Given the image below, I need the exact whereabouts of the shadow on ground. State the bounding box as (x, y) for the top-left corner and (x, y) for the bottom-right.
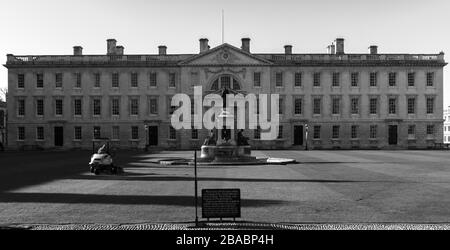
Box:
(0, 192), (288, 207)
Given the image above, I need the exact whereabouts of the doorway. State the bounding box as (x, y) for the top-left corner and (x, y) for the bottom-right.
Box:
(148, 126), (158, 146)
(294, 125), (304, 145)
(54, 126), (64, 147)
(388, 125), (398, 145)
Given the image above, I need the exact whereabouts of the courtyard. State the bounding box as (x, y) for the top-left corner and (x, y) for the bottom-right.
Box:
(0, 149), (449, 226)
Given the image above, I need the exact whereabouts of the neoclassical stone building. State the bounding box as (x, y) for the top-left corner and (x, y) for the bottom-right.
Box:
(4, 38), (447, 150)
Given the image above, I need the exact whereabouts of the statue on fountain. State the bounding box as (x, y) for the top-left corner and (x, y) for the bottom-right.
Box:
(203, 130), (216, 146)
(237, 129), (249, 146)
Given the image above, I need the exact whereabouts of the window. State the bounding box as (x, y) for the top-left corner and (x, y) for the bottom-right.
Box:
(388, 98), (397, 114)
(93, 126), (101, 139)
(427, 125), (435, 135)
(36, 99), (44, 116)
(275, 72), (283, 87)
(350, 97), (359, 114)
(75, 73), (81, 88)
(426, 97), (434, 114)
(36, 126), (44, 140)
(313, 72), (321, 87)
(278, 125), (283, 139)
(369, 125), (377, 139)
(332, 97), (340, 115)
(112, 126), (120, 140)
(426, 72), (434, 87)
(94, 73), (101, 88)
(169, 126), (176, 139)
(111, 98), (120, 116)
(191, 72), (199, 86)
(332, 125), (340, 139)
(278, 98), (284, 115)
(55, 99), (63, 115)
(18, 99), (25, 116)
(149, 98), (158, 115)
(332, 72), (340, 87)
(55, 73), (63, 88)
(294, 73), (302, 87)
(351, 72), (359, 87)
(254, 126), (261, 139)
(369, 98), (378, 114)
(169, 73), (176, 87)
(93, 99), (101, 116)
(130, 98), (139, 115)
(131, 73), (138, 88)
(112, 73), (119, 88)
(18, 74), (25, 88)
(351, 125), (358, 139)
(149, 73), (157, 87)
(313, 125), (321, 139)
(408, 72), (415, 87)
(74, 126), (82, 140)
(294, 98), (302, 115)
(17, 126), (25, 141)
(313, 98), (321, 115)
(408, 125), (415, 137)
(388, 72), (396, 87)
(370, 72), (377, 87)
(254, 72), (261, 87)
(191, 129), (198, 139)
(36, 73), (43, 88)
(233, 78), (241, 90)
(131, 126), (139, 140)
(74, 99), (82, 116)
(407, 98), (416, 114)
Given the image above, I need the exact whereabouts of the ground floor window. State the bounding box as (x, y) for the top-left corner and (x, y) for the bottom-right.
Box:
(93, 126), (101, 139)
(408, 125), (416, 138)
(351, 125), (358, 139)
(427, 125), (435, 136)
(74, 126), (82, 140)
(36, 126), (44, 140)
(313, 125), (321, 139)
(277, 125), (283, 139)
(369, 125), (377, 139)
(169, 126), (176, 140)
(112, 126), (120, 140)
(332, 125), (340, 139)
(131, 126), (139, 140)
(17, 126), (25, 141)
(191, 129), (198, 139)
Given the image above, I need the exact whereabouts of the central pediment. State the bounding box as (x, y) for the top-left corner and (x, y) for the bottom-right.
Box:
(179, 43), (272, 66)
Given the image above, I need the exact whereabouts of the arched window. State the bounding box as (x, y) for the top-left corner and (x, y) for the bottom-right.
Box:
(210, 75), (241, 91)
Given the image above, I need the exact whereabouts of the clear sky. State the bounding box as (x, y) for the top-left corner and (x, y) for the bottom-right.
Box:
(1, 0), (449, 107)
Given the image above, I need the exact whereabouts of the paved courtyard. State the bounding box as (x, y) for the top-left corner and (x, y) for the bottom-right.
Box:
(0, 150), (449, 226)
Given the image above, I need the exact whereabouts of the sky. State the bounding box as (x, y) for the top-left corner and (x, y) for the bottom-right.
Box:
(0, 0), (449, 107)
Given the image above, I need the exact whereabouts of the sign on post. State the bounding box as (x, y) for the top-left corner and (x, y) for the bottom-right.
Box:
(202, 189), (241, 219)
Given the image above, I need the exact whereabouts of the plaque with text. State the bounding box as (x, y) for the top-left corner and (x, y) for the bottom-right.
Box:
(202, 189), (241, 219)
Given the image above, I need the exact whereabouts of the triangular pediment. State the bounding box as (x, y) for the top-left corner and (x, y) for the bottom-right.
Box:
(179, 43), (272, 66)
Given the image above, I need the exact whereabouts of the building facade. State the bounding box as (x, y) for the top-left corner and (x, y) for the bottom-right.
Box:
(4, 38), (447, 150)
(444, 106), (450, 145)
(0, 101), (6, 147)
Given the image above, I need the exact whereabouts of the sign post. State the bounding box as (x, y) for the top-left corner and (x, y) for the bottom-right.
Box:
(194, 150), (199, 227)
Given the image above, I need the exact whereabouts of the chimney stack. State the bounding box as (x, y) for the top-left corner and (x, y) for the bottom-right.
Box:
(73, 46), (83, 56)
(107, 39), (117, 55)
(158, 45), (167, 55)
(241, 38), (251, 53)
(115, 45), (124, 55)
(199, 38), (209, 53)
(369, 45), (378, 55)
(327, 43), (336, 54)
(284, 45), (292, 55)
(335, 38), (345, 55)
